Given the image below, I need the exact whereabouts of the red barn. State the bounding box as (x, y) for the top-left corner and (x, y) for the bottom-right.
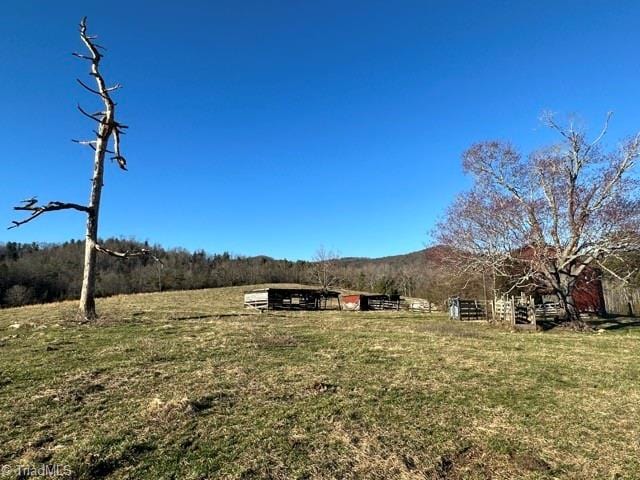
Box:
(513, 246), (606, 314)
(570, 268), (606, 314)
(534, 268), (605, 314)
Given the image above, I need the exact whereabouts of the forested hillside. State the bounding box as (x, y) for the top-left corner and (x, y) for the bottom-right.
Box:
(0, 239), (304, 307)
(0, 239), (471, 308)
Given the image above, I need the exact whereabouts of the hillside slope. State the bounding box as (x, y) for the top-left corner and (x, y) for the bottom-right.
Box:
(0, 286), (639, 479)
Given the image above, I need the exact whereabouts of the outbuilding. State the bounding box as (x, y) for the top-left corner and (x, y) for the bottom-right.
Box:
(244, 287), (341, 311)
(341, 294), (401, 311)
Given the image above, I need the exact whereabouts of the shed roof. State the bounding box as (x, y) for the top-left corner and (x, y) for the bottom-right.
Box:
(244, 287), (340, 297)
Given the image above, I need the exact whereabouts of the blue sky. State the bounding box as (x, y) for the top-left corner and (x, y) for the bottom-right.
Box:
(1, 1), (639, 259)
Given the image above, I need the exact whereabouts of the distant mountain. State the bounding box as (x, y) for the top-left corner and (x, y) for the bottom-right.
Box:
(338, 245), (451, 269)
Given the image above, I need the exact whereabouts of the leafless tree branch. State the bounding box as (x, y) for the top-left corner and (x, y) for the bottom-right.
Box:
(310, 246), (340, 291)
(9, 200), (91, 229)
(95, 244), (163, 266)
(77, 104), (106, 123)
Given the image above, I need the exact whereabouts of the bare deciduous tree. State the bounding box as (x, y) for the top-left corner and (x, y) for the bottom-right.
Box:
(310, 246), (340, 292)
(9, 18), (157, 321)
(436, 113), (640, 324)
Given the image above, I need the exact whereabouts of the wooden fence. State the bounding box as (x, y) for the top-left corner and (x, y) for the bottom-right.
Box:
(448, 298), (487, 320)
(493, 293), (561, 328)
(494, 295), (534, 327)
(405, 298), (440, 312)
(366, 297), (401, 311)
(533, 302), (559, 320)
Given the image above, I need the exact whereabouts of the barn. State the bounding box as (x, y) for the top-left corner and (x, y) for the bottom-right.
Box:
(341, 294), (402, 311)
(506, 246), (607, 315)
(243, 287), (341, 311)
(534, 268), (605, 314)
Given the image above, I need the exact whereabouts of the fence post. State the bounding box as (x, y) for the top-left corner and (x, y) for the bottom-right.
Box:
(492, 293), (496, 321)
(527, 296), (536, 327)
(510, 296), (516, 326)
(531, 305), (537, 328)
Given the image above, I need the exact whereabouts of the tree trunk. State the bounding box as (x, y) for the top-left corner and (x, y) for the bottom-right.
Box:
(78, 124), (108, 321)
(78, 214), (99, 321)
(557, 291), (581, 322)
(554, 273), (584, 327)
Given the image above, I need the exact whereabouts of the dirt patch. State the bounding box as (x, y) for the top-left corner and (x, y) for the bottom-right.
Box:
(311, 381), (339, 394)
(510, 451), (552, 473)
(188, 392), (235, 413)
(30, 433), (55, 449)
(170, 314), (215, 321)
(0, 375), (12, 388)
(429, 445), (483, 480)
(53, 372), (106, 404)
(82, 443), (155, 478)
(402, 453), (417, 471)
(147, 391), (235, 418)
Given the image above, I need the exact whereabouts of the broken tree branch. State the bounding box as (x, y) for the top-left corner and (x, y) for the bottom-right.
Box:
(9, 200), (91, 229)
(111, 127), (127, 170)
(77, 104), (106, 123)
(95, 244), (163, 266)
(72, 52), (93, 61)
(71, 139), (115, 154)
(76, 78), (104, 96)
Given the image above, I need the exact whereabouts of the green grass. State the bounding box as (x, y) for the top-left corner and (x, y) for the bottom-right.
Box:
(1, 286), (639, 479)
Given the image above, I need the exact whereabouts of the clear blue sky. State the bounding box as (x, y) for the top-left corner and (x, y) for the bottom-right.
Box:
(1, 1), (639, 260)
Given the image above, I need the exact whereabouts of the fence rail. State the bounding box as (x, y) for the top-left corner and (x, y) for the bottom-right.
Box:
(493, 293), (562, 327)
(448, 298), (487, 320)
(406, 299), (439, 312)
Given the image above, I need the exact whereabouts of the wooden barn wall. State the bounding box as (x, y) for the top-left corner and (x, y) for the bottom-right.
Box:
(268, 291), (320, 310)
(572, 271), (605, 313)
(244, 291), (269, 310)
(603, 280), (640, 316)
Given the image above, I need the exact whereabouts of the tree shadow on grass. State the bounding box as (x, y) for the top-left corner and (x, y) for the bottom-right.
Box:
(585, 316), (640, 331)
(537, 316), (640, 332)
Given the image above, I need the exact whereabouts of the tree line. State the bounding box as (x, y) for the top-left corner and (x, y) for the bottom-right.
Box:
(0, 239), (465, 308)
(3, 237), (635, 311)
(0, 239), (301, 307)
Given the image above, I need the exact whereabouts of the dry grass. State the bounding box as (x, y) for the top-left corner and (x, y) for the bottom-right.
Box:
(0, 285), (639, 479)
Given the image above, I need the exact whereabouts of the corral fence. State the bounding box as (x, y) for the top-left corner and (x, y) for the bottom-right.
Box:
(449, 293), (561, 328)
(368, 295), (401, 310)
(494, 294), (534, 327)
(448, 297), (488, 321)
(493, 293), (560, 328)
(405, 298), (440, 313)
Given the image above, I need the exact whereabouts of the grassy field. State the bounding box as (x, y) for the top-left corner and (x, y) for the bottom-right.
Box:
(0, 286), (639, 479)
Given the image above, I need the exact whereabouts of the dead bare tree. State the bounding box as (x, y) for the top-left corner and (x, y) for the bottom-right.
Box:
(9, 18), (157, 321)
(435, 113), (640, 325)
(310, 246), (341, 292)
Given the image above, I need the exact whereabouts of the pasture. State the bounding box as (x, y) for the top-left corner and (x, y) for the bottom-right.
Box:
(0, 286), (638, 479)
